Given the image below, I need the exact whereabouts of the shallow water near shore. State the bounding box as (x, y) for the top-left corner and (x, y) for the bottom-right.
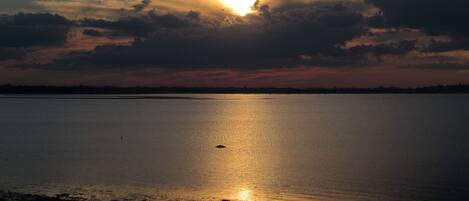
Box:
(1, 94), (469, 200)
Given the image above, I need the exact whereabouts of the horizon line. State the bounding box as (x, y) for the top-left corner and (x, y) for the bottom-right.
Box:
(1, 84), (469, 94)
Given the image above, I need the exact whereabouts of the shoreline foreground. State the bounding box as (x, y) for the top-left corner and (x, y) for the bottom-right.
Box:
(0, 190), (83, 201)
(0, 184), (243, 201)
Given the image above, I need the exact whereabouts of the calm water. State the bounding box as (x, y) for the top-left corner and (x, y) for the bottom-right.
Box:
(0, 94), (469, 200)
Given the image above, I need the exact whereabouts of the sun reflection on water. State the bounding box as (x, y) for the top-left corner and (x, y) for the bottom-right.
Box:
(199, 94), (279, 201)
(237, 187), (252, 201)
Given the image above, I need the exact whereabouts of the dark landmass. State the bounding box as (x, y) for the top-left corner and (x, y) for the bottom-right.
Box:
(0, 95), (214, 100)
(1, 85), (469, 94)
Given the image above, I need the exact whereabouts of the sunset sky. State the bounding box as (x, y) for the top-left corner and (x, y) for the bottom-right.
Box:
(1, 0), (468, 87)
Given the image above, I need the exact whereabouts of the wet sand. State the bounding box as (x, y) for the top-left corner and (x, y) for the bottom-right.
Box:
(0, 184), (248, 201)
(0, 190), (84, 201)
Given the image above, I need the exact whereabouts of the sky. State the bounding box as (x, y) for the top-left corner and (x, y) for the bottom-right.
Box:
(0, 0), (468, 87)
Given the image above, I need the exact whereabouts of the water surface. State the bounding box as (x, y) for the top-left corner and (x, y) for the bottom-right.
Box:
(1, 94), (468, 200)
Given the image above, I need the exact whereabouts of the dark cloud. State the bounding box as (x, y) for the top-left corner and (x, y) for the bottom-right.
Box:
(330, 4), (348, 12)
(185, 11), (200, 21)
(0, 0), (44, 13)
(365, 0), (469, 37)
(0, 13), (72, 47)
(82, 29), (103, 37)
(365, 0), (469, 53)
(133, 0), (152, 12)
(350, 40), (416, 55)
(79, 11), (195, 37)
(44, 3), (365, 70)
(0, 48), (26, 61)
(253, 1), (273, 24)
(401, 63), (469, 70)
(423, 38), (469, 52)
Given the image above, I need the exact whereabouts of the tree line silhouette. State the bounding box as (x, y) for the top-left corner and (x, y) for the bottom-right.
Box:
(1, 85), (469, 94)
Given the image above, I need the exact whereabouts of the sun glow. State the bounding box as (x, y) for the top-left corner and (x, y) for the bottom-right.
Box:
(221, 0), (257, 16)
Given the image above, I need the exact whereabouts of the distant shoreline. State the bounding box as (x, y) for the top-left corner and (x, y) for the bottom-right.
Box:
(1, 85), (469, 94)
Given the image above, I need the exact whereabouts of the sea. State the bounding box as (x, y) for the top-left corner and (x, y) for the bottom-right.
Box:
(0, 94), (468, 200)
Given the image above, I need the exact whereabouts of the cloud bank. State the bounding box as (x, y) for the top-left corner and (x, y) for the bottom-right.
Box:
(1, 0), (469, 87)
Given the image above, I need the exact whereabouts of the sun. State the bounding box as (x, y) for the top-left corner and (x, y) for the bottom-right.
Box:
(221, 0), (257, 16)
